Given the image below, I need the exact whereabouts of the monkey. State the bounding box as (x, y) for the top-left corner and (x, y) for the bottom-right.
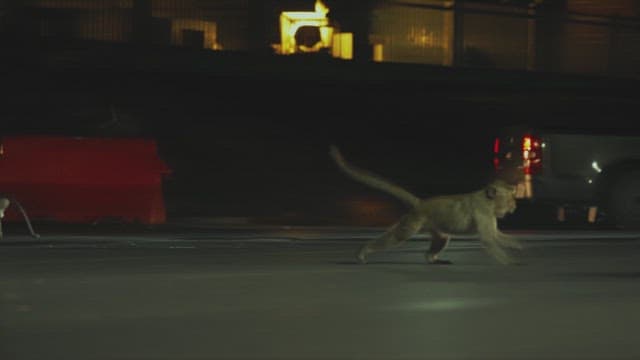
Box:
(0, 195), (40, 240)
(329, 145), (523, 265)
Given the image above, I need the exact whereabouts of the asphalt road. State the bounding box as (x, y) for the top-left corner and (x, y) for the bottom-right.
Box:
(2, 227), (640, 360)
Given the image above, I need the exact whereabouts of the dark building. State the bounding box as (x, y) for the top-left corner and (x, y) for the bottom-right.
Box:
(2, 0), (640, 77)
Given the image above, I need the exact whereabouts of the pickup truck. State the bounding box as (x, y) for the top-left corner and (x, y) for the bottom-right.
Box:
(493, 125), (640, 229)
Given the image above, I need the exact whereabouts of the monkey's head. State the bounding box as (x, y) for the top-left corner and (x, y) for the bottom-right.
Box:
(485, 181), (517, 218)
(0, 198), (9, 219)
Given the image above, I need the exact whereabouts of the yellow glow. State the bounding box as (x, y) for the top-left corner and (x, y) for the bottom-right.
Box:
(319, 26), (334, 46)
(315, 0), (329, 14)
(408, 26), (439, 48)
(283, 12), (327, 21)
(276, 0), (354, 59)
(524, 173), (533, 198)
(557, 206), (566, 222)
(373, 44), (384, 62)
(339, 33), (353, 59)
(515, 174), (533, 199)
(588, 206), (598, 223)
(331, 33), (353, 60)
(279, 0), (332, 55)
(523, 136), (532, 152)
(332, 32), (353, 60)
(344, 198), (397, 226)
(331, 33), (340, 58)
(171, 18), (220, 50)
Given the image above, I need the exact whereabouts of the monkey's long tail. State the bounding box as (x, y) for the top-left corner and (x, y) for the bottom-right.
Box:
(329, 145), (421, 208)
(11, 198), (40, 239)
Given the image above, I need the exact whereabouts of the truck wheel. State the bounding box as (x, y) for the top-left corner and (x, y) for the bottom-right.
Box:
(608, 171), (640, 229)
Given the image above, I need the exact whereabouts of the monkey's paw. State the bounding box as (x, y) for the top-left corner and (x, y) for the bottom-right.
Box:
(429, 259), (453, 265)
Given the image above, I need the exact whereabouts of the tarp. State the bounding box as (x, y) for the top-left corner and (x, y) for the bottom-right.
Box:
(0, 135), (172, 224)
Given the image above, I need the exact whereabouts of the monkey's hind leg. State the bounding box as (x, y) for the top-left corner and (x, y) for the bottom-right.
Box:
(425, 231), (453, 265)
(356, 213), (424, 264)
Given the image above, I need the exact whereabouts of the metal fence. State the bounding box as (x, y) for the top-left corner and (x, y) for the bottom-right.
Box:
(1, 0), (248, 50)
(370, 0), (640, 78)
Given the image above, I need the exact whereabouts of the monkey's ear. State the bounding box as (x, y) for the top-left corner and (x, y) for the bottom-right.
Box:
(485, 186), (497, 199)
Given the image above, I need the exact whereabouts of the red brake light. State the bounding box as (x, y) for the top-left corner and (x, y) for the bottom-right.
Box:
(493, 138), (500, 169)
(523, 135), (542, 175)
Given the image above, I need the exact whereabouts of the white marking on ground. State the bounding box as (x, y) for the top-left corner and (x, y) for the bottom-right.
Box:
(387, 298), (505, 312)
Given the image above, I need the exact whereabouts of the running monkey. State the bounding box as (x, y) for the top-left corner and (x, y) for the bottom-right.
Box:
(330, 145), (523, 265)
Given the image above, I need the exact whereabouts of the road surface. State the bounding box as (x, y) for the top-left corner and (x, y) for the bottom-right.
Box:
(1, 227), (640, 360)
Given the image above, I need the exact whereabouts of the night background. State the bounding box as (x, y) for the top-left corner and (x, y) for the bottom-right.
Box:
(3, 2), (640, 359)
(2, 0), (639, 227)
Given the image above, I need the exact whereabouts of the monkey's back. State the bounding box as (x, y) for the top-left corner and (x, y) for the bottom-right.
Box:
(418, 194), (476, 234)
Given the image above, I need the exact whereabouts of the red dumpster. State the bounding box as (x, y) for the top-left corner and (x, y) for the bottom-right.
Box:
(0, 135), (172, 224)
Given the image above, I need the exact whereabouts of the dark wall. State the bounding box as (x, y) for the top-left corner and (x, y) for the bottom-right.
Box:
(2, 44), (639, 224)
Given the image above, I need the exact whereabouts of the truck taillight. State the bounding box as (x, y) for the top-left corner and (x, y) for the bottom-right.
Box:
(493, 138), (500, 169)
(523, 135), (542, 175)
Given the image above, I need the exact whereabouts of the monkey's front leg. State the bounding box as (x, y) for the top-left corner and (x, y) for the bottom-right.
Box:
(496, 231), (525, 250)
(476, 216), (517, 265)
(483, 240), (516, 265)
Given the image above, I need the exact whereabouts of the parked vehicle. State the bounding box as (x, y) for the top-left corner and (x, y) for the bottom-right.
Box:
(493, 125), (640, 229)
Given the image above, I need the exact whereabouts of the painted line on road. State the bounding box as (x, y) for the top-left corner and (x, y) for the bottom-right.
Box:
(385, 297), (507, 312)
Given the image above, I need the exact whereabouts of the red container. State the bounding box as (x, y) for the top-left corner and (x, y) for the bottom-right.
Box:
(0, 135), (172, 224)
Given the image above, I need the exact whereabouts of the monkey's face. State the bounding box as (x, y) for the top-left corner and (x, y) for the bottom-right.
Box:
(490, 185), (517, 219)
